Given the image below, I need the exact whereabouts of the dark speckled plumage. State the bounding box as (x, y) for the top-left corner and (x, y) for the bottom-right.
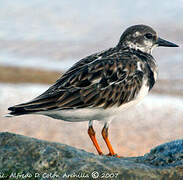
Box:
(7, 25), (178, 117)
(8, 48), (153, 113)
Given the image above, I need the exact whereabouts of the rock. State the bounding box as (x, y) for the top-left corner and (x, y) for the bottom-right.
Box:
(0, 132), (183, 180)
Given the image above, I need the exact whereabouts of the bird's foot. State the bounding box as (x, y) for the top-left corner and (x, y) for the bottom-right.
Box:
(106, 153), (121, 158)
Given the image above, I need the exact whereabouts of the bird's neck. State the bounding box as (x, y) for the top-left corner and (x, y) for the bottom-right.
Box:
(117, 42), (152, 55)
(117, 46), (152, 58)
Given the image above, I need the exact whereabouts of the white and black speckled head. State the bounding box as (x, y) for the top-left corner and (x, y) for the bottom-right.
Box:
(118, 24), (178, 54)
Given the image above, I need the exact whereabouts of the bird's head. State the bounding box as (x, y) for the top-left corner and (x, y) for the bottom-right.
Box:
(117, 24), (178, 54)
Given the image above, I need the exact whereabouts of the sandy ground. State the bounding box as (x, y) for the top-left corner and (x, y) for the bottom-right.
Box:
(0, 83), (183, 157)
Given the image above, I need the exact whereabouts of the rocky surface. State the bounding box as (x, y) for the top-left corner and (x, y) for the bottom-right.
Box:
(0, 132), (183, 180)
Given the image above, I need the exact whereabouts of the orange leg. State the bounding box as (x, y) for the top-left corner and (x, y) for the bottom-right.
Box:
(88, 124), (103, 155)
(102, 123), (120, 157)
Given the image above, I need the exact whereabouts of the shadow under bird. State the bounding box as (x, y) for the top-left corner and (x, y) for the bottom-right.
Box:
(6, 24), (179, 157)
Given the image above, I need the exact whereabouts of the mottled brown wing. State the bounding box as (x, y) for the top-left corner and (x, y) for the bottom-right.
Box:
(8, 57), (144, 114)
(71, 57), (144, 109)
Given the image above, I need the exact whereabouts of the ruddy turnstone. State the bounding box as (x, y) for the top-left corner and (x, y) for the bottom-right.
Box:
(7, 25), (178, 157)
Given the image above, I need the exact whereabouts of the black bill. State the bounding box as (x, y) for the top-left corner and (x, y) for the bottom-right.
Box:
(157, 37), (179, 47)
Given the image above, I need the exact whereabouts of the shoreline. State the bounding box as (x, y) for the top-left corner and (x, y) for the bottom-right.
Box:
(0, 66), (61, 84)
(0, 65), (183, 97)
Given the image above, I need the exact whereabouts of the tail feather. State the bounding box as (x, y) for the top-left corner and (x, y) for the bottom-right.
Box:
(6, 91), (64, 117)
(7, 105), (37, 116)
(3, 114), (15, 118)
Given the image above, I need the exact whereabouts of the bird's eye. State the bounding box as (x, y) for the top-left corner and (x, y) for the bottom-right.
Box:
(145, 33), (153, 39)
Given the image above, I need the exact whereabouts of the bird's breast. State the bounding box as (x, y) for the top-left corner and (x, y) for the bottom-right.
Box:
(113, 78), (149, 112)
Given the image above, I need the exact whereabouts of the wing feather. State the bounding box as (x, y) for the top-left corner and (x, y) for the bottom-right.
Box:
(8, 53), (145, 115)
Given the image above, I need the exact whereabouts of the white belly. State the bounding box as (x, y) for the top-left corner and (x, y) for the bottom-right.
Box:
(39, 80), (149, 122)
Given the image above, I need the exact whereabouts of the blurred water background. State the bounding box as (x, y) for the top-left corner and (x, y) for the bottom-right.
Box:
(0, 0), (183, 156)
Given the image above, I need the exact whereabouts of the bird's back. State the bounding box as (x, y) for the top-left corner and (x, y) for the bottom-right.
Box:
(7, 47), (157, 120)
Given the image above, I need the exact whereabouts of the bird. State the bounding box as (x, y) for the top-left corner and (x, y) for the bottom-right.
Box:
(6, 24), (178, 157)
